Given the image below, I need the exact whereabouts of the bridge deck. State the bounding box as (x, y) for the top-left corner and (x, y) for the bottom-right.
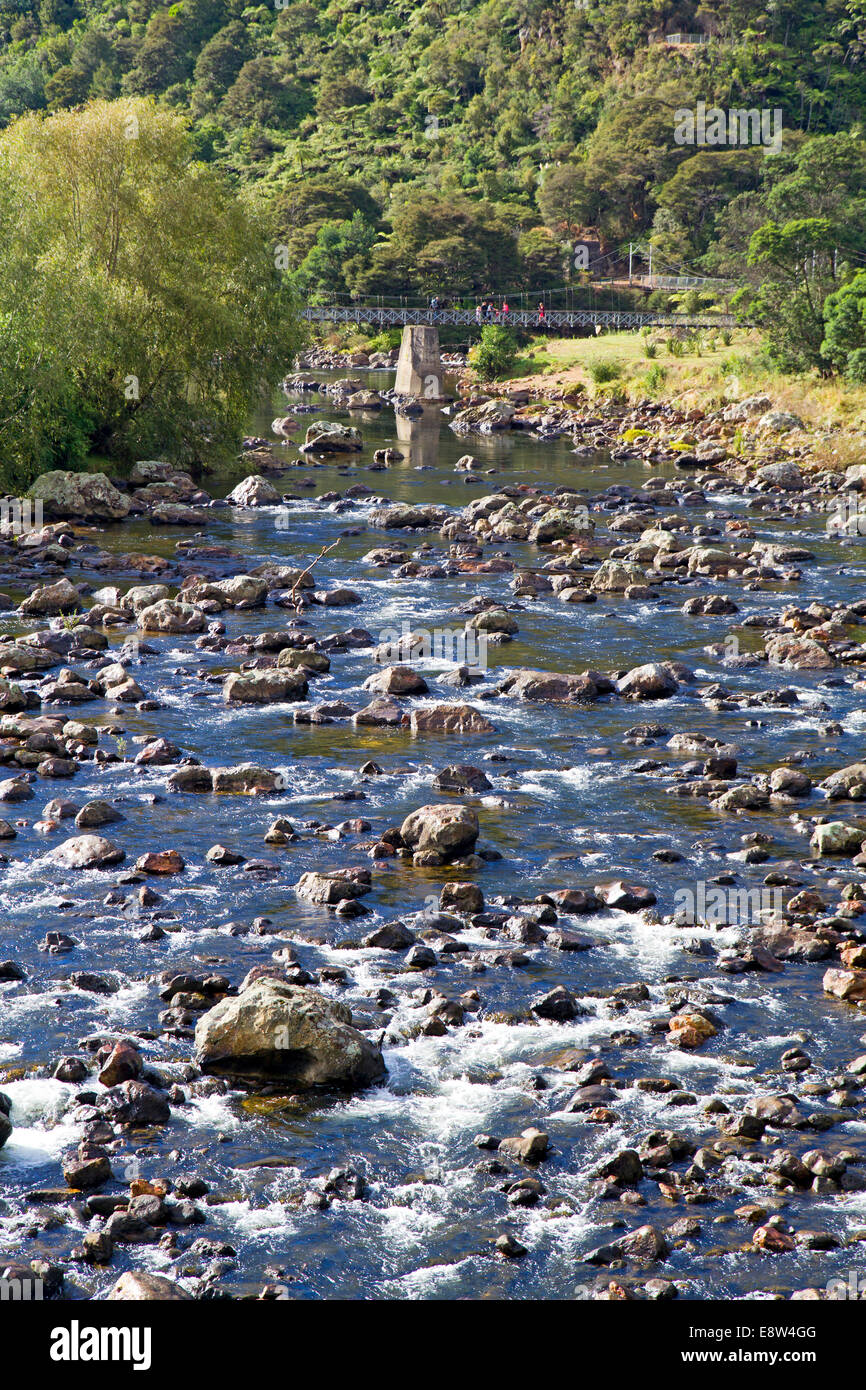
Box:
(302, 304), (735, 330)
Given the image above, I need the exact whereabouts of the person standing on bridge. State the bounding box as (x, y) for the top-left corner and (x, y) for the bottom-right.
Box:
(502, 299), (509, 317)
(430, 295), (439, 310)
(537, 301), (546, 327)
(475, 303), (483, 325)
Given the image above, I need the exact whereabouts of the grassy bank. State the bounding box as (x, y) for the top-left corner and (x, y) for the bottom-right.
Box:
(492, 330), (866, 473)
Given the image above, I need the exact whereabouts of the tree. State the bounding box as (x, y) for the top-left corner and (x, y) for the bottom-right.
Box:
(742, 217), (839, 370)
(470, 324), (518, 378)
(822, 270), (866, 381)
(221, 56), (309, 128)
(124, 10), (192, 94)
(0, 98), (303, 475)
(273, 174), (381, 263)
(386, 193), (520, 294)
(518, 226), (564, 289)
(299, 212), (377, 295)
(192, 21), (250, 112)
(537, 164), (589, 239)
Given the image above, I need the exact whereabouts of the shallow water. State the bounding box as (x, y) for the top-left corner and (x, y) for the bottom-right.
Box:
(1, 378), (865, 1300)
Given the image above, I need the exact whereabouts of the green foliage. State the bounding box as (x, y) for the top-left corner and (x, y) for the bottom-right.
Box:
(0, 98), (302, 479)
(470, 324), (518, 378)
(586, 357), (623, 383)
(822, 270), (866, 382)
(643, 363), (667, 393)
(0, 0), (865, 376)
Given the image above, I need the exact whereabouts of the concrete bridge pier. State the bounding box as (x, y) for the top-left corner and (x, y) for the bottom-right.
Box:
(394, 325), (442, 398)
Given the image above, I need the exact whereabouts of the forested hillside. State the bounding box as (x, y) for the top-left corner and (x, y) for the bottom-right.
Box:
(2, 0), (866, 488)
(1, 0), (865, 300)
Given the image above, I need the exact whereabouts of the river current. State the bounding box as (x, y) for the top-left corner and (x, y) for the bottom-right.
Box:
(1, 374), (865, 1300)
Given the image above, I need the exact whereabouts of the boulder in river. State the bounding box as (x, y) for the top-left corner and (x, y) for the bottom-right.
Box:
(301, 422), (363, 454)
(823, 968), (866, 1002)
(0, 1092), (11, 1150)
(810, 822), (865, 856)
(590, 560), (646, 593)
(433, 763), (492, 793)
(46, 834), (125, 870)
(30, 470), (130, 521)
(368, 503), (450, 530)
(364, 665), (429, 695)
(409, 704), (495, 735)
(137, 600), (206, 634)
(352, 696), (404, 726)
(212, 764), (285, 794)
(499, 669), (604, 703)
(295, 869), (372, 905)
(820, 763), (866, 800)
(765, 635), (834, 670)
(106, 1271), (193, 1301)
(227, 475), (281, 506)
(618, 663), (679, 700)
(194, 977), (386, 1090)
(20, 579), (81, 616)
(223, 670), (308, 703)
(400, 804), (479, 858)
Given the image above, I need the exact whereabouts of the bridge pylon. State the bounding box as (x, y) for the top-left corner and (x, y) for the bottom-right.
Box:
(394, 325), (442, 398)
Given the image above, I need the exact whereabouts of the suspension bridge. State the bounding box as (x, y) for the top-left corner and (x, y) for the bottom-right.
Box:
(301, 303), (736, 331)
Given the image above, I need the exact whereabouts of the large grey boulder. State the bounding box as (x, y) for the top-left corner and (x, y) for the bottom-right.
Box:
(30, 471), (129, 521)
(819, 763), (866, 800)
(590, 559), (646, 593)
(124, 584), (170, 613)
(300, 422), (363, 454)
(757, 411), (804, 434)
(222, 670), (308, 703)
(106, 1271), (193, 1301)
(757, 460), (804, 489)
(227, 475), (281, 507)
(212, 764), (285, 794)
(400, 804), (479, 857)
(499, 669), (602, 703)
(46, 835), (125, 869)
(368, 503), (450, 530)
(194, 978), (386, 1090)
(618, 663), (679, 700)
(20, 579), (81, 616)
(137, 600), (205, 634)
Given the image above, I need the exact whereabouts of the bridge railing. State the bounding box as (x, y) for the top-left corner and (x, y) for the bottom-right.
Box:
(301, 304), (737, 330)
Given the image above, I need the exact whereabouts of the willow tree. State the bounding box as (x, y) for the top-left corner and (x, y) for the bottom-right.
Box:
(0, 97), (303, 476)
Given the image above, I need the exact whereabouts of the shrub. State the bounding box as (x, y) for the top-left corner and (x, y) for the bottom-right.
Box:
(586, 357), (623, 384)
(643, 363), (668, 393)
(469, 324), (519, 378)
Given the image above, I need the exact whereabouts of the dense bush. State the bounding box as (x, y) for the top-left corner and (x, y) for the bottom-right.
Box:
(0, 98), (302, 477)
(470, 325), (519, 378)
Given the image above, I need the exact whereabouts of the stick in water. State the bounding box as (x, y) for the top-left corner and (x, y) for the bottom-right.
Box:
(289, 538), (340, 609)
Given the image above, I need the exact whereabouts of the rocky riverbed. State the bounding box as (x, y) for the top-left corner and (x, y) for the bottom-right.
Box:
(1, 372), (866, 1303)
